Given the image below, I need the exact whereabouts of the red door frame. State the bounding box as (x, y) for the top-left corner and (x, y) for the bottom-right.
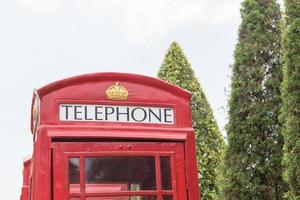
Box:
(53, 142), (186, 200)
(30, 126), (199, 200)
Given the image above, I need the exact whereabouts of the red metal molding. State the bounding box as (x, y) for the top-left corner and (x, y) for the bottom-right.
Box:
(36, 72), (191, 99)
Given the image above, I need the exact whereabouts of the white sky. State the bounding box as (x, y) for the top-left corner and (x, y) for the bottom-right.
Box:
(0, 0), (245, 199)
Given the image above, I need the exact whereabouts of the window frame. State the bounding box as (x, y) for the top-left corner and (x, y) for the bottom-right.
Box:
(52, 142), (187, 200)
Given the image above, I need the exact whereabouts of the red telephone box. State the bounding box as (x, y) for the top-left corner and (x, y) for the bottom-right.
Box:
(20, 72), (200, 200)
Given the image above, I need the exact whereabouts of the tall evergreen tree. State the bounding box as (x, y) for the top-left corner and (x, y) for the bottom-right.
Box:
(280, 1), (300, 199)
(158, 42), (224, 200)
(222, 0), (286, 199)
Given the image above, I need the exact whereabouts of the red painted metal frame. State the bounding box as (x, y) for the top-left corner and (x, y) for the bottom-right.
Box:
(52, 142), (186, 200)
(20, 157), (31, 200)
(22, 72), (200, 200)
(30, 127), (199, 200)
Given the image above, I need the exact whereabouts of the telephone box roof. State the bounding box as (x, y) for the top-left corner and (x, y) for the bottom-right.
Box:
(36, 72), (191, 99)
(31, 72), (192, 133)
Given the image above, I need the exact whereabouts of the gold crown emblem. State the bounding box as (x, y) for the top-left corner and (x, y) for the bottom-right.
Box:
(106, 82), (128, 100)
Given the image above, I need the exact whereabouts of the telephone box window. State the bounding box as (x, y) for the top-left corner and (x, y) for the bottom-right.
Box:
(85, 156), (156, 191)
(160, 157), (172, 190)
(162, 196), (172, 200)
(69, 158), (80, 184)
(69, 158), (80, 193)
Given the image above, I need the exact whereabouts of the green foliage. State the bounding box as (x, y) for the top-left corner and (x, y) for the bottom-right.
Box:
(280, 0), (300, 199)
(157, 42), (225, 200)
(222, 0), (287, 199)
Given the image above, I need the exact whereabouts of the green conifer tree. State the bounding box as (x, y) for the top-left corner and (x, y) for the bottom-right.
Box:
(157, 42), (224, 200)
(280, 1), (300, 199)
(222, 0), (286, 199)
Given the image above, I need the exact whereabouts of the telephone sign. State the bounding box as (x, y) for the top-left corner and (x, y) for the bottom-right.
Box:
(59, 104), (174, 124)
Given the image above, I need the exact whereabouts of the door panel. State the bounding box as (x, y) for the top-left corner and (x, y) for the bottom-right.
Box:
(53, 142), (187, 200)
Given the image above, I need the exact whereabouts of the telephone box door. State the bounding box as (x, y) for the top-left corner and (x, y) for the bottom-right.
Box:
(53, 142), (187, 200)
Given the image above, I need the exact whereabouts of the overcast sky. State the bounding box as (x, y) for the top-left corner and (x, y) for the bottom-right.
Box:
(0, 0), (245, 199)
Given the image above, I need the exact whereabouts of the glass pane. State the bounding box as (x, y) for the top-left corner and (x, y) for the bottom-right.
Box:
(69, 158), (80, 183)
(69, 198), (80, 200)
(86, 196), (157, 200)
(162, 196), (172, 200)
(69, 158), (80, 193)
(85, 156), (156, 192)
(160, 157), (172, 190)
